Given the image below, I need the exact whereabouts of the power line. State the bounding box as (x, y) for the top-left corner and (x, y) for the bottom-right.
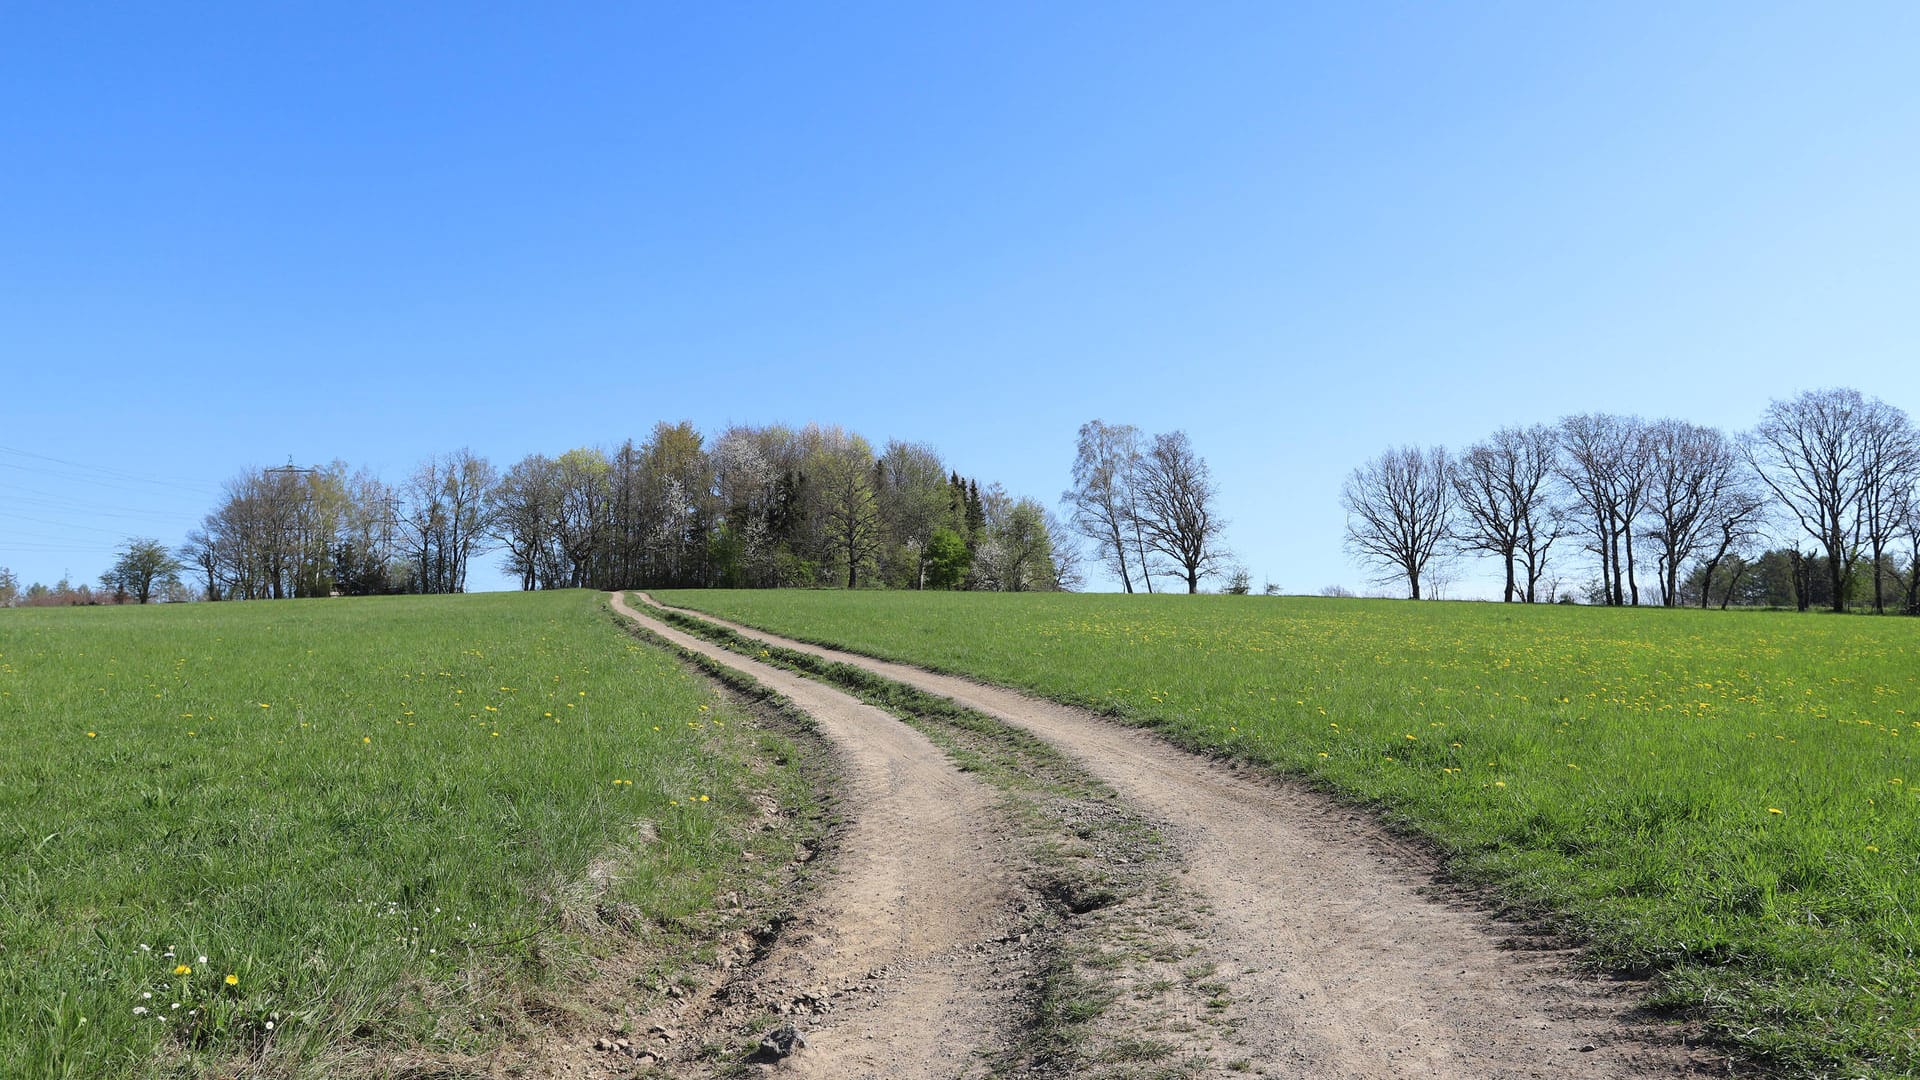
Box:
(0, 445), (220, 494)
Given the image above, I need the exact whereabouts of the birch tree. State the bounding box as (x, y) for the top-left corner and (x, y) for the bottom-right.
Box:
(1064, 420), (1146, 592)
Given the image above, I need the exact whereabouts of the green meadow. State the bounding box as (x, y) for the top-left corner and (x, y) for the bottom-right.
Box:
(0, 591), (813, 1078)
(654, 589), (1920, 1076)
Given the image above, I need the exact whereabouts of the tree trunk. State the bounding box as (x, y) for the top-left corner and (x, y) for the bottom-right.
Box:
(1113, 536), (1133, 594)
(1596, 512), (1613, 606)
(1871, 540), (1886, 614)
(1503, 556), (1516, 602)
(1408, 566), (1422, 600)
(1624, 529), (1640, 606)
(1134, 528), (1155, 594)
(1828, 546), (1846, 613)
(1721, 561), (1749, 609)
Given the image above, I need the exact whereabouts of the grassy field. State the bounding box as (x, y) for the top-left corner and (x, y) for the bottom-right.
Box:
(654, 588), (1920, 1076)
(0, 590), (816, 1078)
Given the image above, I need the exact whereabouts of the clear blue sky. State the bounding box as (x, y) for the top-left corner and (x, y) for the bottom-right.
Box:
(4, 3), (1918, 595)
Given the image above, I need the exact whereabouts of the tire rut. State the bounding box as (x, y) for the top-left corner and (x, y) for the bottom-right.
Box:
(639, 594), (1732, 1079)
(609, 593), (1027, 1079)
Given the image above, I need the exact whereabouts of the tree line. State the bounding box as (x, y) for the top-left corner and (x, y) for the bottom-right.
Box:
(14, 422), (1079, 604)
(1340, 387), (1920, 614)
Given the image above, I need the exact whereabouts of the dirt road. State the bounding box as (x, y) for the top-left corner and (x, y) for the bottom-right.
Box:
(608, 593), (1027, 1079)
(635, 593), (1721, 1079)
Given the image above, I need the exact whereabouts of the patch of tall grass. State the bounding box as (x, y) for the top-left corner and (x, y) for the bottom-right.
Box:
(0, 590), (812, 1077)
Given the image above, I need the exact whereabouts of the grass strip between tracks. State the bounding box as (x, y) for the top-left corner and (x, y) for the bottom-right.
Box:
(636, 596), (1245, 1078)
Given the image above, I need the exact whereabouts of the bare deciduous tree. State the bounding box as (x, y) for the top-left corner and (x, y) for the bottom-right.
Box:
(1859, 399), (1920, 614)
(1558, 414), (1652, 606)
(1693, 476), (1768, 610)
(1133, 431), (1229, 594)
(1639, 421), (1746, 608)
(1451, 425), (1560, 602)
(1342, 445), (1452, 600)
(1744, 388), (1877, 613)
(400, 449), (497, 594)
(489, 454), (564, 590)
(1044, 508), (1085, 591)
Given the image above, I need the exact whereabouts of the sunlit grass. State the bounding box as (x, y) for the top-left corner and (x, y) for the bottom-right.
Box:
(654, 589), (1920, 1077)
(0, 590), (809, 1078)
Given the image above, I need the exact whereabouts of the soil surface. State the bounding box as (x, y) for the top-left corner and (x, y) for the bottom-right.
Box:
(607, 593), (1029, 1079)
(633, 593), (1735, 1080)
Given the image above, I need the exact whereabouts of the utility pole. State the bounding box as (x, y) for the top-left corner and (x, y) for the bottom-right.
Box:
(265, 459), (316, 598)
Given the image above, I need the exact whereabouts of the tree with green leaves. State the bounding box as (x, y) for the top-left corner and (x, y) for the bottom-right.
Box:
(101, 537), (183, 604)
(924, 527), (971, 589)
(813, 430), (882, 588)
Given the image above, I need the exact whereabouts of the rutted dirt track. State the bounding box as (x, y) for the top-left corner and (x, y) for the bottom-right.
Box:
(608, 593), (1027, 1079)
(627, 593), (1726, 1080)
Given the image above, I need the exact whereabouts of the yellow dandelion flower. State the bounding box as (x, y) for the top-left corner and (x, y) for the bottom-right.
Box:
(224, 974), (239, 986)
(86, 731), (97, 738)
(1767, 807), (1784, 815)
(173, 964), (192, 975)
